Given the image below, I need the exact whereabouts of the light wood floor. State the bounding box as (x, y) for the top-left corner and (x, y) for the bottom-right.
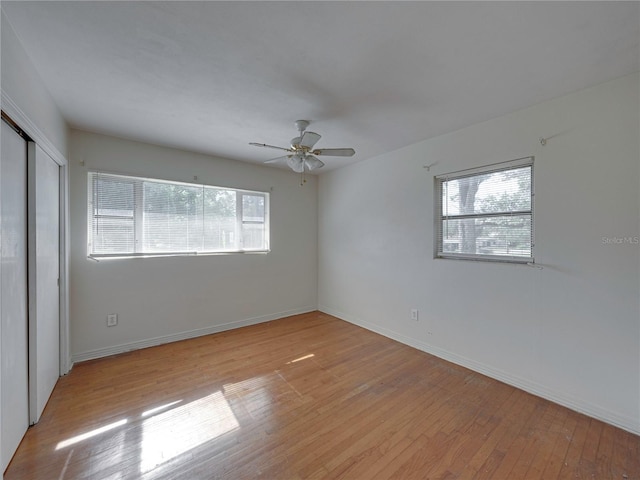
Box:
(5, 312), (639, 479)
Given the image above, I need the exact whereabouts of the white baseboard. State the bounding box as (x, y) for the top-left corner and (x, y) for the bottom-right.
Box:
(71, 307), (316, 364)
(319, 305), (640, 437)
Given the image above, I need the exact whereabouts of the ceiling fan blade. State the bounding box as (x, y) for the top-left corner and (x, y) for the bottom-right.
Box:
(304, 155), (324, 171)
(249, 142), (292, 152)
(312, 148), (355, 157)
(299, 131), (321, 149)
(264, 155), (291, 164)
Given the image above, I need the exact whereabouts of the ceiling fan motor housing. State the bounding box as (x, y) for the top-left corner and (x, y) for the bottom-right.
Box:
(292, 120), (309, 148)
(295, 119), (309, 132)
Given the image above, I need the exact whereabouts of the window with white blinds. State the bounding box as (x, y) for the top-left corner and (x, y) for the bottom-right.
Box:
(88, 172), (269, 257)
(435, 157), (533, 263)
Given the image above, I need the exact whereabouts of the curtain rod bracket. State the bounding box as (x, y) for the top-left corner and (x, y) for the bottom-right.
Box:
(423, 162), (437, 171)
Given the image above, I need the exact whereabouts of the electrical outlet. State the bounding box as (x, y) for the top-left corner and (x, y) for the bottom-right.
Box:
(107, 313), (118, 327)
(410, 309), (419, 321)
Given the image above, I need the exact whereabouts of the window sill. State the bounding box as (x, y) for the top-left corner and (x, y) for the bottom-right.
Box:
(435, 253), (534, 265)
(87, 250), (270, 261)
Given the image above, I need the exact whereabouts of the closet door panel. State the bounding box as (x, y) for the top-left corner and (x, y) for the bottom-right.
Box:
(1, 120), (29, 472)
(28, 143), (60, 423)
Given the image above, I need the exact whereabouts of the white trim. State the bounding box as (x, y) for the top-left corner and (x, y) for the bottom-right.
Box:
(0, 104), (3, 475)
(319, 305), (640, 436)
(27, 142), (37, 424)
(435, 156), (534, 181)
(71, 307), (316, 364)
(435, 253), (534, 264)
(1, 91), (66, 167)
(59, 164), (71, 374)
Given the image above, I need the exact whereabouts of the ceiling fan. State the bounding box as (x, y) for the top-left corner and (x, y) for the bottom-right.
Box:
(250, 120), (355, 173)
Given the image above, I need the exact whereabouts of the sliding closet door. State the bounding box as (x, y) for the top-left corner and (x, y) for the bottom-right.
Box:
(1, 119), (29, 471)
(28, 144), (60, 423)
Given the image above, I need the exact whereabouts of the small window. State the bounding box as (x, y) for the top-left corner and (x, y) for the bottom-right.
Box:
(88, 172), (269, 258)
(435, 157), (533, 263)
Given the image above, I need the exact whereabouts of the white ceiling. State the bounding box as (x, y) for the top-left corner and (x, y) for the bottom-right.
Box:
(2, 1), (639, 172)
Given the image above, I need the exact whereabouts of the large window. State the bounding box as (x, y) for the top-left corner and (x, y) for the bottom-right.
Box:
(88, 172), (269, 257)
(435, 157), (533, 263)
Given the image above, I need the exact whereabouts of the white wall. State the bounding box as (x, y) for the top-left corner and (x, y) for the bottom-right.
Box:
(1, 11), (68, 157)
(1, 9), (70, 473)
(69, 130), (318, 362)
(318, 73), (640, 434)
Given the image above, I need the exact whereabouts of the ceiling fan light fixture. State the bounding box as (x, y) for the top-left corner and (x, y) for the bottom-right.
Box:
(287, 154), (304, 173)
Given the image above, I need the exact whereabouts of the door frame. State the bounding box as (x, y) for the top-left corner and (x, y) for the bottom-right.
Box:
(1, 95), (71, 378)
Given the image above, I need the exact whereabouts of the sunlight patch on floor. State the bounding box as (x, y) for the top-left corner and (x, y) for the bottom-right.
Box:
(100, 472), (124, 480)
(140, 391), (239, 473)
(287, 353), (315, 364)
(142, 400), (183, 417)
(223, 375), (268, 395)
(55, 419), (128, 450)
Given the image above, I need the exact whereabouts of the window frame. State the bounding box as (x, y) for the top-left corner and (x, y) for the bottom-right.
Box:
(434, 156), (534, 264)
(87, 171), (270, 259)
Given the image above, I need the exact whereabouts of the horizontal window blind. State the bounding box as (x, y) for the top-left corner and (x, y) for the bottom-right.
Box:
(88, 172), (269, 257)
(435, 157), (533, 263)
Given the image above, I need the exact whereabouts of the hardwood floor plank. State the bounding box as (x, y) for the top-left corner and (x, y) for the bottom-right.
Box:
(4, 312), (639, 479)
(538, 408), (578, 479)
(461, 388), (527, 476)
(366, 433), (433, 480)
(477, 393), (548, 478)
(420, 383), (516, 478)
(558, 414), (592, 478)
(580, 417), (604, 473)
(595, 423), (616, 479)
(326, 388), (457, 479)
(505, 401), (562, 478)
